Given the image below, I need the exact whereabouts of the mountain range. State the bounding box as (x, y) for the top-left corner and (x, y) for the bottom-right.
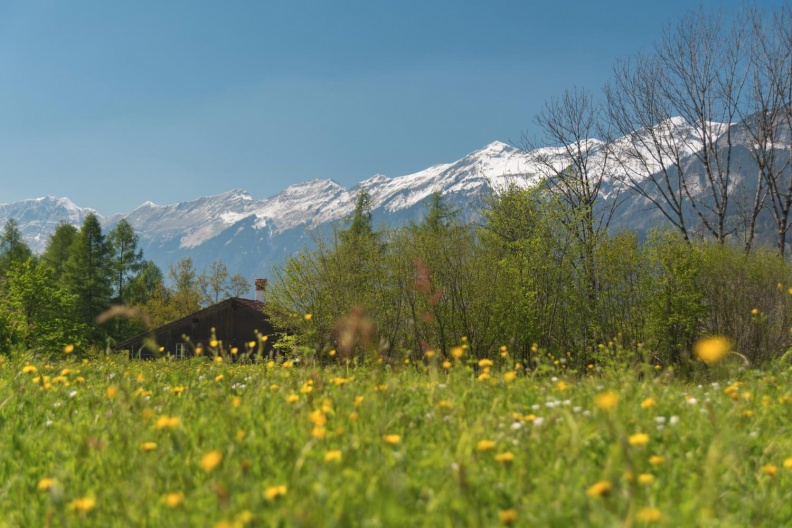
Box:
(1, 116), (786, 287)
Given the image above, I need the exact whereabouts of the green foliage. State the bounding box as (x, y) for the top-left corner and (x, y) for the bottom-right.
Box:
(5, 258), (88, 354)
(270, 186), (792, 370)
(41, 222), (78, 280)
(0, 218), (32, 279)
(63, 213), (113, 340)
(107, 218), (145, 305)
(198, 260), (251, 305)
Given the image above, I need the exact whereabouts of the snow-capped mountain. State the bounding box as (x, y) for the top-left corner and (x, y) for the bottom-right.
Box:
(0, 197), (98, 254)
(1, 140), (539, 281)
(2, 115), (786, 283)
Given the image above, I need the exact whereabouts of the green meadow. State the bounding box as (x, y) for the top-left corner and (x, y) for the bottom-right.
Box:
(3, 348), (792, 527)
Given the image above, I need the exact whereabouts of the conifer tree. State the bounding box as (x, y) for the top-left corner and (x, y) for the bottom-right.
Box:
(107, 219), (144, 304)
(42, 222), (78, 279)
(63, 213), (113, 337)
(0, 218), (33, 276)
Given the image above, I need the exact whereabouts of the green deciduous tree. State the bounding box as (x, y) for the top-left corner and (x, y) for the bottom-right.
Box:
(198, 260), (251, 305)
(6, 258), (88, 353)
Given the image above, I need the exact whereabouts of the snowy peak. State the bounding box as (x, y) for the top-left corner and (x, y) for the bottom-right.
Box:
(0, 196), (98, 253)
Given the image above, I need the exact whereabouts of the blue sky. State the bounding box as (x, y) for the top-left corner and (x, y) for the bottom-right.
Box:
(0, 0), (782, 215)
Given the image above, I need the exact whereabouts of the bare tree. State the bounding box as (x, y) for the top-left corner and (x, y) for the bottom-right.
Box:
(606, 53), (694, 240)
(606, 9), (747, 243)
(522, 87), (623, 350)
(740, 7), (792, 256)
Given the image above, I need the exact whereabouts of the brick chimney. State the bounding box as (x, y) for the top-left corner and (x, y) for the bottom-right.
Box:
(254, 278), (268, 302)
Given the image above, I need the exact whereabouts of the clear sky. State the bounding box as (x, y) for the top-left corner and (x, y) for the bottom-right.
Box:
(0, 0), (783, 215)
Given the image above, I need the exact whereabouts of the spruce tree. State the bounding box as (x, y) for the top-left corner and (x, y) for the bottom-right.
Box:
(107, 219), (144, 304)
(63, 213), (113, 337)
(0, 218), (33, 276)
(42, 222), (78, 279)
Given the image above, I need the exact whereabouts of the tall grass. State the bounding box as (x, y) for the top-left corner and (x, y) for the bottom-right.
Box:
(3, 349), (792, 526)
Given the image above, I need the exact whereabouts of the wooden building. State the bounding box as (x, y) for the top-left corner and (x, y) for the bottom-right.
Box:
(116, 297), (276, 359)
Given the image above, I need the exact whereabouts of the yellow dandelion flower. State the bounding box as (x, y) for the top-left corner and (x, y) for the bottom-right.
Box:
(495, 452), (514, 463)
(304, 313), (312, 320)
(200, 450), (223, 472)
(450, 347), (464, 359)
(762, 464), (778, 477)
(308, 410), (327, 427)
(499, 509), (518, 525)
(640, 397), (655, 409)
(354, 396), (364, 407)
(649, 455), (665, 466)
(236, 429), (246, 441)
(37, 478), (57, 491)
(424, 350), (435, 359)
(586, 480), (612, 498)
(503, 371), (517, 382)
(22, 365), (38, 374)
(783, 457), (792, 469)
(693, 336), (732, 365)
(282, 361), (294, 368)
(263, 485), (287, 500)
(324, 450), (342, 462)
(286, 394), (300, 403)
(164, 492), (184, 508)
(140, 442), (158, 451)
(383, 434), (401, 445)
(105, 385), (118, 399)
(232, 397), (241, 408)
(231, 347), (238, 355)
(328, 349), (336, 357)
(214, 374), (224, 382)
(64, 344), (74, 354)
(209, 339), (219, 348)
(595, 391), (619, 410)
(637, 473), (655, 485)
(442, 360), (452, 369)
(349, 411), (359, 422)
(628, 433), (650, 447)
(171, 386), (185, 395)
(214, 356), (223, 363)
(478, 359), (493, 368)
(556, 380), (568, 391)
(751, 308), (760, 316)
(69, 497), (96, 512)
(248, 340), (257, 349)
(154, 416), (180, 429)
(476, 439), (496, 451)
(636, 507), (662, 522)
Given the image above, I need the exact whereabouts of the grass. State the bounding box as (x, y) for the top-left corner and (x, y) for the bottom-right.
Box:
(2, 350), (792, 527)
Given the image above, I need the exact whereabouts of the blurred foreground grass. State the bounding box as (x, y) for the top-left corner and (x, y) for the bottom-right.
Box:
(1, 352), (792, 527)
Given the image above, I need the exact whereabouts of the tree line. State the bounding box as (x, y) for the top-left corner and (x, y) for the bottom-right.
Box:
(268, 188), (792, 371)
(0, 214), (250, 355)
